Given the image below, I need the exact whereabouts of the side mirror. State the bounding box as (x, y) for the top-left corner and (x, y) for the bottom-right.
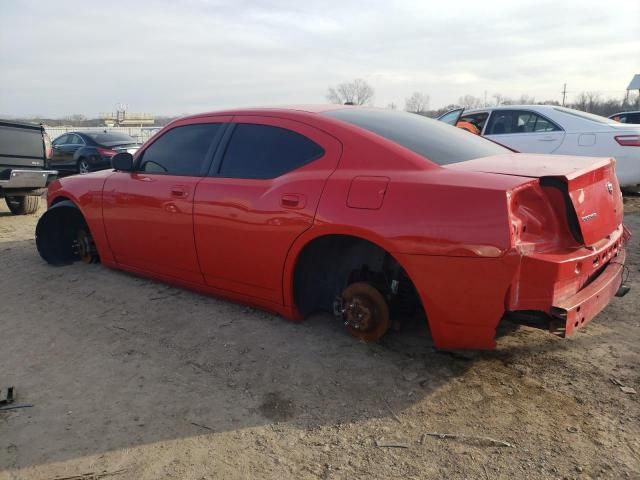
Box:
(112, 152), (134, 171)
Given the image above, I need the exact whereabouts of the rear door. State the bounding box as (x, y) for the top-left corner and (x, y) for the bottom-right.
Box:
(193, 116), (342, 303)
(103, 118), (229, 283)
(484, 109), (565, 153)
(65, 134), (86, 168)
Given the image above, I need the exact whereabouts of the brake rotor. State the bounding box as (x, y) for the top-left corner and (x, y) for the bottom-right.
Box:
(76, 228), (97, 264)
(341, 282), (390, 342)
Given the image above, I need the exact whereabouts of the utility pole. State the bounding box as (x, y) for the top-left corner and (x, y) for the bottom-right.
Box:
(484, 90), (487, 107)
(561, 83), (568, 106)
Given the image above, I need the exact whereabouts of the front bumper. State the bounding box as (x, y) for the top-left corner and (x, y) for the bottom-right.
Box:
(0, 169), (58, 189)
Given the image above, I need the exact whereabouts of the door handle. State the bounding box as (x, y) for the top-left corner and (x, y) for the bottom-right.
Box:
(281, 194), (305, 209)
(170, 185), (189, 198)
(538, 136), (558, 141)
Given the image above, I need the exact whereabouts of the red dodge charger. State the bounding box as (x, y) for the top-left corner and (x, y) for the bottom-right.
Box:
(36, 106), (629, 349)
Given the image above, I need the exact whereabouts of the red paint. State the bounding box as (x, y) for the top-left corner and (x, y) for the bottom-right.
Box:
(45, 106), (628, 349)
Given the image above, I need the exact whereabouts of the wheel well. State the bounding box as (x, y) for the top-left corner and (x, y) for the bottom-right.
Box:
(292, 234), (422, 321)
(35, 200), (93, 265)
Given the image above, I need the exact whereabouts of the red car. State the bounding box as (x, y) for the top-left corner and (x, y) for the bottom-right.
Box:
(36, 106), (629, 349)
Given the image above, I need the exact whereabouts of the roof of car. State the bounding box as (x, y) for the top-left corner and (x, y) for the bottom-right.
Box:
(180, 104), (354, 121)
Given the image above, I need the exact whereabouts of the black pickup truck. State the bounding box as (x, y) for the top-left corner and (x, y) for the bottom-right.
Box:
(0, 119), (58, 215)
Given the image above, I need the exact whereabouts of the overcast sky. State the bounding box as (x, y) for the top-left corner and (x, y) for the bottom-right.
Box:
(1, 0), (638, 117)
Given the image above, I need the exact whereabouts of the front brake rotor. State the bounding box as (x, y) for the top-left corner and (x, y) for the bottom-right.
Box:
(341, 282), (390, 342)
(76, 228), (98, 264)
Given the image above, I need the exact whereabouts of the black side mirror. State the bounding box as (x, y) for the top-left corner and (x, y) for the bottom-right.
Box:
(112, 152), (134, 171)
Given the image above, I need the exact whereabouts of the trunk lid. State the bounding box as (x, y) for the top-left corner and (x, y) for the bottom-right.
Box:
(448, 153), (623, 246)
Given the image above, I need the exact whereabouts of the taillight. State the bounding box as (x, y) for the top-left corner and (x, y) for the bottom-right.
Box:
(43, 132), (52, 159)
(615, 135), (640, 147)
(97, 147), (118, 157)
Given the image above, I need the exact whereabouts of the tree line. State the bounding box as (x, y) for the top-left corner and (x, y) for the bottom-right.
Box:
(326, 78), (640, 118)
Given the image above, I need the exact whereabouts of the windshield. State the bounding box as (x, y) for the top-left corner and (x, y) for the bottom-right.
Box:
(324, 108), (510, 165)
(553, 107), (612, 125)
(84, 132), (136, 143)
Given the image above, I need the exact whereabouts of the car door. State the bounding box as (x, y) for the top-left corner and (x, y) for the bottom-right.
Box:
(66, 134), (86, 169)
(483, 109), (565, 153)
(102, 118), (229, 283)
(50, 134), (71, 169)
(193, 116), (342, 304)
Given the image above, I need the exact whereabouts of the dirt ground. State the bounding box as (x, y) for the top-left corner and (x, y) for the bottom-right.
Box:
(0, 197), (638, 480)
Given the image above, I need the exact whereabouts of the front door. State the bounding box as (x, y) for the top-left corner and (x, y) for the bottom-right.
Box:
(51, 134), (73, 170)
(102, 119), (228, 283)
(483, 109), (565, 153)
(193, 116), (342, 304)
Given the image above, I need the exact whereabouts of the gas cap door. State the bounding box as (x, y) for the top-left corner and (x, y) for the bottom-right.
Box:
(347, 176), (390, 210)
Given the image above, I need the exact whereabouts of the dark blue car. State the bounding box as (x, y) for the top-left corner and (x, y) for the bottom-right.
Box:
(50, 131), (139, 174)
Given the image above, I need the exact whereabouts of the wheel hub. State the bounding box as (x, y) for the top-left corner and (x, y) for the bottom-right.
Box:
(340, 282), (390, 342)
(75, 228), (97, 263)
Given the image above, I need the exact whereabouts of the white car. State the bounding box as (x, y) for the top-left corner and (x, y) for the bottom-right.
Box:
(438, 105), (640, 188)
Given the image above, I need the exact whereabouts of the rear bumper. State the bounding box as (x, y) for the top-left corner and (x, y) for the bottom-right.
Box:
(0, 169), (58, 190)
(550, 248), (625, 337)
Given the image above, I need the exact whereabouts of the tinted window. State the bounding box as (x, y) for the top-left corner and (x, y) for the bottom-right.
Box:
(219, 124), (324, 179)
(625, 113), (640, 124)
(85, 132), (135, 143)
(69, 134), (84, 145)
(139, 124), (220, 176)
(53, 134), (70, 145)
(325, 108), (509, 165)
(486, 110), (561, 135)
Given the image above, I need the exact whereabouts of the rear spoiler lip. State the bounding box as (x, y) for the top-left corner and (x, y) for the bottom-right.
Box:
(447, 154), (614, 180)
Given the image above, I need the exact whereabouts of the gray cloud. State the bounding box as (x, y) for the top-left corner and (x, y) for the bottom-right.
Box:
(0, 0), (638, 117)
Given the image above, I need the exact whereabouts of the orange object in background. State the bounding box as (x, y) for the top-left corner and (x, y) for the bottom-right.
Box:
(456, 120), (480, 135)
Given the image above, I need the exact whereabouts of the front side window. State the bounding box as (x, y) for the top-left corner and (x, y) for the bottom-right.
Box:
(138, 123), (220, 176)
(459, 112), (489, 132)
(219, 124), (324, 179)
(53, 134), (70, 145)
(486, 110), (561, 135)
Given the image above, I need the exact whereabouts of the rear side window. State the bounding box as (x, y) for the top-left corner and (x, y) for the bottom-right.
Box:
(325, 108), (509, 165)
(626, 113), (640, 124)
(69, 134), (84, 145)
(139, 123), (220, 176)
(219, 124), (324, 179)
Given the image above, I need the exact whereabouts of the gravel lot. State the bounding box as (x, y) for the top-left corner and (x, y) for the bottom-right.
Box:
(0, 197), (639, 480)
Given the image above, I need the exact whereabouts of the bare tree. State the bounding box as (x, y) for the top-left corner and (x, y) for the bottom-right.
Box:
(326, 79), (374, 105)
(405, 92), (430, 113)
(458, 95), (483, 109)
(573, 91), (602, 113)
(492, 93), (514, 106)
(516, 94), (536, 105)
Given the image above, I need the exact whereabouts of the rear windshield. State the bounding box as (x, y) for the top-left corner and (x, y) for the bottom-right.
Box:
(324, 108), (510, 165)
(553, 107), (612, 125)
(83, 132), (135, 143)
